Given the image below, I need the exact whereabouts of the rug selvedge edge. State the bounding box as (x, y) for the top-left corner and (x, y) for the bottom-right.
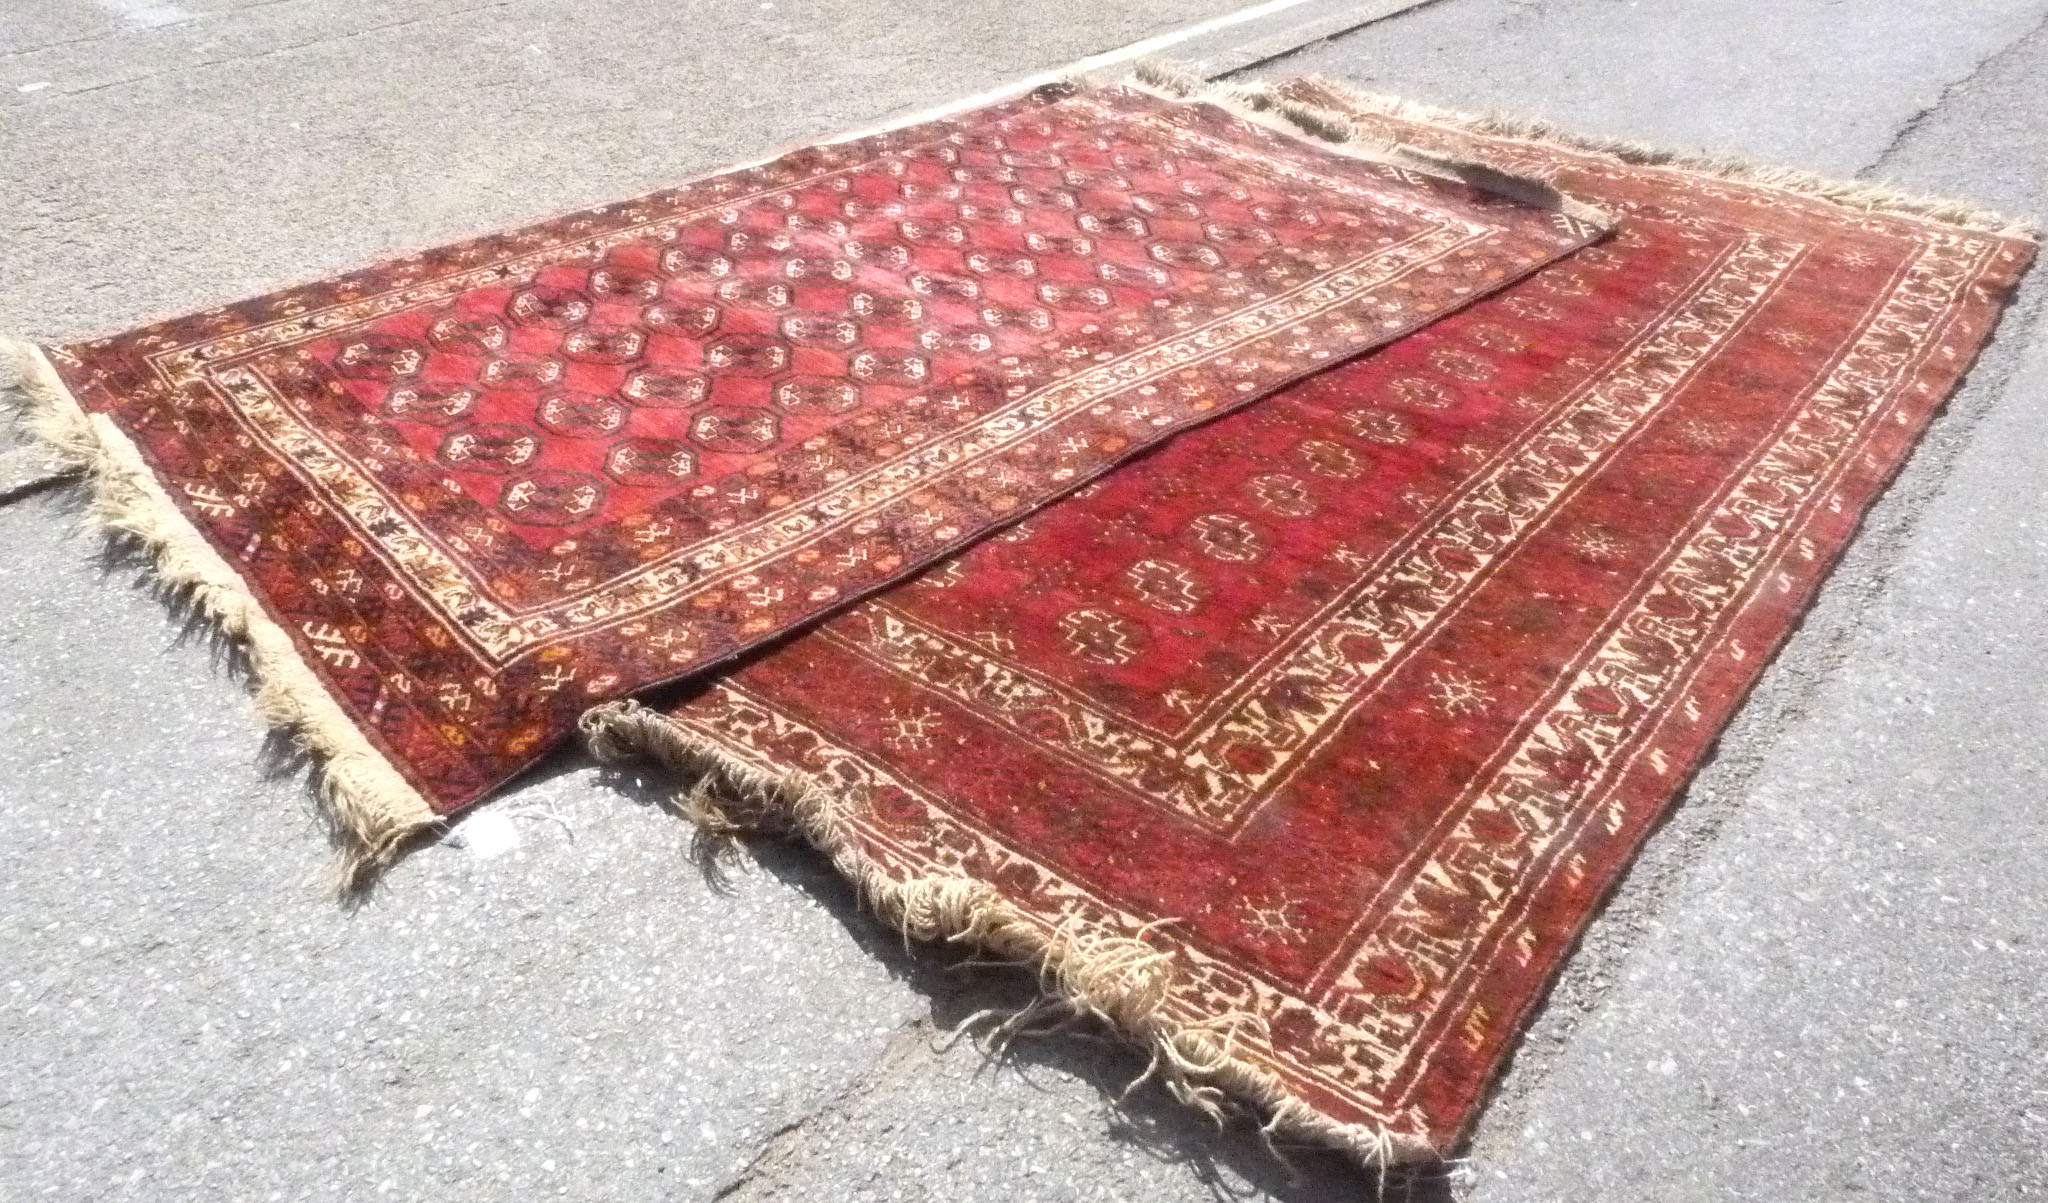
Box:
(2, 337), (443, 891)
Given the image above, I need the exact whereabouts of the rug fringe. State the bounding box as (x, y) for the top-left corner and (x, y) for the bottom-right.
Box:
(580, 698), (1437, 1171)
(2, 338), (442, 891)
(1130, 63), (2036, 241)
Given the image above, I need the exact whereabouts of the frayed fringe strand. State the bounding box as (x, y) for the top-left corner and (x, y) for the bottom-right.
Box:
(1125, 63), (1615, 232)
(2, 337), (442, 892)
(1131, 62), (2034, 241)
(580, 699), (1438, 1171)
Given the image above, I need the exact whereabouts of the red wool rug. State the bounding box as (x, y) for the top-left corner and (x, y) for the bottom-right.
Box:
(584, 74), (2035, 1162)
(5, 83), (1598, 877)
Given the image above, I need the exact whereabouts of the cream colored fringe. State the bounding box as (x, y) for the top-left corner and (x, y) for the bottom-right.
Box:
(1133, 62), (2036, 240)
(580, 699), (1438, 1171)
(2, 338), (442, 890)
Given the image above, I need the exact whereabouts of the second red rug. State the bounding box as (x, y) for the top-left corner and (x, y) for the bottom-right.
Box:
(585, 75), (2035, 1162)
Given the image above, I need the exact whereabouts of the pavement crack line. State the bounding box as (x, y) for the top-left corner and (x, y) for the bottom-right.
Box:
(49, 1), (518, 99)
(707, 1018), (940, 1201)
(1213, 0), (1463, 79)
(0, 471), (72, 508)
(1865, 3), (2048, 172)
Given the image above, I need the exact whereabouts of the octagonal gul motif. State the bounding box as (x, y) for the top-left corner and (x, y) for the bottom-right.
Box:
(1125, 559), (1204, 614)
(1249, 472), (1318, 517)
(1078, 211), (1148, 239)
(899, 221), (966, 246)
(1024, 233), (1094, 258)
(785, 213), (850, 237)
(438, 423), (542, 473)
(1201, 222), (1279, 247)
(918, 329), (993, 355)
(1058, 608), (1147, 666)
(1010, 185), (1077, 209)
(498, 470), (604, 525)
(534, 391), (628, 438)
(478, 358), (564, 389)
(1098, 261), (1172, 289)
(560, 326), (646, 364)
(1148, 241), (1227, 271)
(910, 272), (980, 299)
(621, 368), (709, 408)
(1188, 512), (1267, 562)
(844, 241), (911, 269)
(848, 293), (922, 323)
(1037, 283), (1114, 311)
(1134, 192), (1203, 220)
(980, 306), (1052, 331)
(427, 316), (508, 355)
(507, 285), (591, 328)
(587, 267), (662, 301)
(850, 351), (928, 385)
(703, 336), (790, 376)
(784, 257), (853, 282)
(659, 247), (733, 279)
(965, 252), (1036, 278)
(381, 382), (478, 426)
(1389, 377), (1456, 410)
(774, 377), (862, 416)
(1297, 439), (1366, 478)
(333, 334), (426, 380)
(604, 438), (698, 487)
(725, 230), (795, 259)
(713, 279), (792, 310)
(1428, 346), (1496, 381)
(781, 314), (862, 348)
(642, 301), (721, 339)
(689, 406), (781, 454)
(957, 202), (1023, 226)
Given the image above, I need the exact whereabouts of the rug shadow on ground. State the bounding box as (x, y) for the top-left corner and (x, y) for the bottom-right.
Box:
(596, 749), (1461, 1203)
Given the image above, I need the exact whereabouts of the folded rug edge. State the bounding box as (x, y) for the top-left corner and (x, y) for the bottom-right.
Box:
(1225, 67), (2038, 242)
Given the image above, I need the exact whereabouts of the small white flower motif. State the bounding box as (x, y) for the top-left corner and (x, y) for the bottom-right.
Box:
(1569, 528), (1625, 562)
(1837, 249), (1879, 270)
(1429, 670), (1493, 717)
(885, 705), (942, 751)
(1762, 327), (1813, 350)
(1675, 418), (1735, 452)
(1244, 900), (1306, 944)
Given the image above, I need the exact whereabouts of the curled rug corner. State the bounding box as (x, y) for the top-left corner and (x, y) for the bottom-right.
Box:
(579, 699), (1439, 1170)
(4, 337), (443, 891)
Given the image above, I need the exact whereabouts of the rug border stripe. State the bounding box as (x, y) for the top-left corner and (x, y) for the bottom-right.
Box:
(2, 337), (442, 888)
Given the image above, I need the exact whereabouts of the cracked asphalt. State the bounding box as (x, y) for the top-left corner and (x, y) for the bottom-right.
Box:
(3, 1), (2045, 1200)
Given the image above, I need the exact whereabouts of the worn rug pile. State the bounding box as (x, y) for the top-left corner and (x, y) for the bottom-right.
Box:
(6, 67), (2033, 1166)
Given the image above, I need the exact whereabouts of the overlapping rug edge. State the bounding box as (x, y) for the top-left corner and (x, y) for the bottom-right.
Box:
(571, 73), (2039, 1172)
(1, 338), (444, 889)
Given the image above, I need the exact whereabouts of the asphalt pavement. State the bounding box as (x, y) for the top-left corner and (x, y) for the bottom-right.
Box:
(3, 1), (2044, 1199)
